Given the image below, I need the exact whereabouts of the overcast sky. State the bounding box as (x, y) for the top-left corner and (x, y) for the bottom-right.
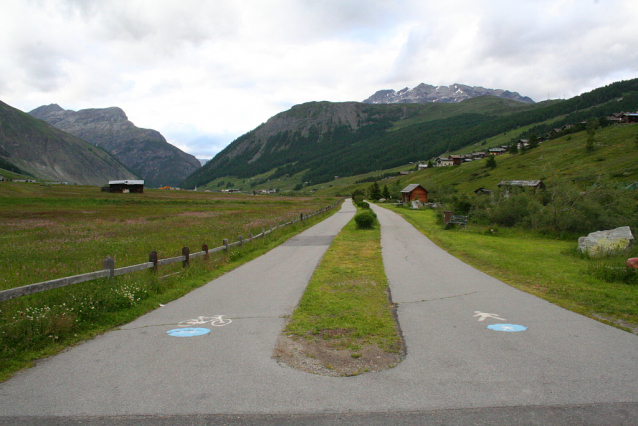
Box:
(2, 0), (637, 159)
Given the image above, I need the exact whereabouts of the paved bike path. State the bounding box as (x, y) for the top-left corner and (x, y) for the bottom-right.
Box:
(1, 201), (637, 421)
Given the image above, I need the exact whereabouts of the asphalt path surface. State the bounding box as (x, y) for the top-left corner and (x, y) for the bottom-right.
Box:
(1, 200), (637, 425)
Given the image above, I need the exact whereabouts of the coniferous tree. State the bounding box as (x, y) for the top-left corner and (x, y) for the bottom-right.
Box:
(369, 181), (382, 200)
(529, 133), (539, 149)
(382, 185), (390, 200)
(485, 155), (497, 169)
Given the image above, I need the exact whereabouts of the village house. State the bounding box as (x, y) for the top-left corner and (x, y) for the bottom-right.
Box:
(607, 113), (623, 124)
(474, 187), (494, 196)
(450, 155), (464, 166)
(401, 184), (428, 204)
(517, 139), (530, 150)
(435, 156), (454, 167)
(620, 112), (638, 123)
(488, 147), (507, 156)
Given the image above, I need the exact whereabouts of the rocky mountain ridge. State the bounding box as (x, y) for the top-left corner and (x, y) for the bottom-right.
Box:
(29, 104), (200, 187)
(183, 99), (497, 188)
(363, 83), (534, 104)
(0, 100), (137, 185)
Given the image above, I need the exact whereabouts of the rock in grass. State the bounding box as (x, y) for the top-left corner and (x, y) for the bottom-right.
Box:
(578, 226), (634, 256)
(626, 258), (638, 269)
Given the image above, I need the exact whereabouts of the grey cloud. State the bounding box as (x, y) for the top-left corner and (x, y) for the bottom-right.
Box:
(15, 42), (68, 92)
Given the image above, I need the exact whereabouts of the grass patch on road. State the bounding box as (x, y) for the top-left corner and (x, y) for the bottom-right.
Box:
(276, 209), (404, 376)
(384, 205), (638, 333)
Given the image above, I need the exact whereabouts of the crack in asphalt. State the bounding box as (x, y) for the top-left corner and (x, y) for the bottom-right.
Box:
(397, 291), (478, 305)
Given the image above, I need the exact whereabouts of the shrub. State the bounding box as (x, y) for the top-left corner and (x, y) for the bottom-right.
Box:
(354, 211), (376, 229)
(485, 155), (497, 169)
(358, 201), (370, 209)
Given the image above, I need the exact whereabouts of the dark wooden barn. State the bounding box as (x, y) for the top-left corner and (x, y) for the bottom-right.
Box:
(107, 180), (145, 193)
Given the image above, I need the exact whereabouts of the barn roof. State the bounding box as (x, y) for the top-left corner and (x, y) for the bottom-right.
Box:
(497, 180), (544, 187)
(109, 180), (145, 185)
(401, 184), (427, 193)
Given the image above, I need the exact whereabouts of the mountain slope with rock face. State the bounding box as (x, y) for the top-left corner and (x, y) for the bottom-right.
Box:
(182, 98), (525, 188)
(363, 83), (534, 104)
(0, 100), (137, 185)
(182, 78), (638, 190)
(29, 104), (200, 187)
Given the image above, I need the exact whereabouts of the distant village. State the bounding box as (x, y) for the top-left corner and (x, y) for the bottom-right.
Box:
(423, 110), (638, 169)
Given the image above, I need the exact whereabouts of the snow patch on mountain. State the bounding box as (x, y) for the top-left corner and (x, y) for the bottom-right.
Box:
(363, 83), (534, 104)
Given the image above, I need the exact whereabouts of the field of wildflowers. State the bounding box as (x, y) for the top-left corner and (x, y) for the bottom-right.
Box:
(0, 182), (339, 380)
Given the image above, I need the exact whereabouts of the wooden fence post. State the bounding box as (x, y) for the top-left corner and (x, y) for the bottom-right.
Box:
(182, 247), (190, 268)
(202, 243), (208, 259)
(249, 232), (253, 243)
(238, 235), (243, 246)
(223, 238), (229, 251)
(103, 256), (115, 279)
(149, 251), (158, 273)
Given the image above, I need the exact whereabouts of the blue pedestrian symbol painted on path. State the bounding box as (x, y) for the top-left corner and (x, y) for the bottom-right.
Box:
(167, 327), (211, 337)
(487, 324), (527, 332)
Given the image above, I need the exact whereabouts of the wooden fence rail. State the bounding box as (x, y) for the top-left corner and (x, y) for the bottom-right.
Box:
(0, 201), (341, 302)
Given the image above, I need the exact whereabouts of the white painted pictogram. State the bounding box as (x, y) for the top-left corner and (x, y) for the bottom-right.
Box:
(473, 311), (506, 322)
(178, 315), (232, 328)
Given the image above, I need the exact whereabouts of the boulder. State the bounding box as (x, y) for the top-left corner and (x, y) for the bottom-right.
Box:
(626, 258), (638, 269)
(410, 200), (423, 209)
(578, 226), (634, 256)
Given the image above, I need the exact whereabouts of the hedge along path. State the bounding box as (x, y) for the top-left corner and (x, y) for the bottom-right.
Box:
(274, 210), (405, 376)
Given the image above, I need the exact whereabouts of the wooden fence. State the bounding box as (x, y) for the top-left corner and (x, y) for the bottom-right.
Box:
(0, 201), (341, 302)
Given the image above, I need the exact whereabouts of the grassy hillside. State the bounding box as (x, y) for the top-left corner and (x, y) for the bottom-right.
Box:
(306, 123), (638, 206)
(391, 124), (638, 194)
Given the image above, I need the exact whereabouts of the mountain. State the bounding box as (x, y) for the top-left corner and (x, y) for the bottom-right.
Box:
(182, 78), (638, 190)
(29, 104), (200, 188)
(182, 97), (529, 188)
(0, 100), (137, 185)
(363, 83), (534, 104)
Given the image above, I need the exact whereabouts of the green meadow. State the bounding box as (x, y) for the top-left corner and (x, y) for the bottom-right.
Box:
(0, 182), (339, 381)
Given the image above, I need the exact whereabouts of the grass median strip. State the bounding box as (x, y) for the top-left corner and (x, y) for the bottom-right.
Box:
(274, 209), (405, 376)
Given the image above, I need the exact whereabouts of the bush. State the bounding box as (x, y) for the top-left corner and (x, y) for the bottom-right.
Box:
(352, 189), (365, 204)
(357, 201), (370, 209)
(354, 211), (376, 229)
